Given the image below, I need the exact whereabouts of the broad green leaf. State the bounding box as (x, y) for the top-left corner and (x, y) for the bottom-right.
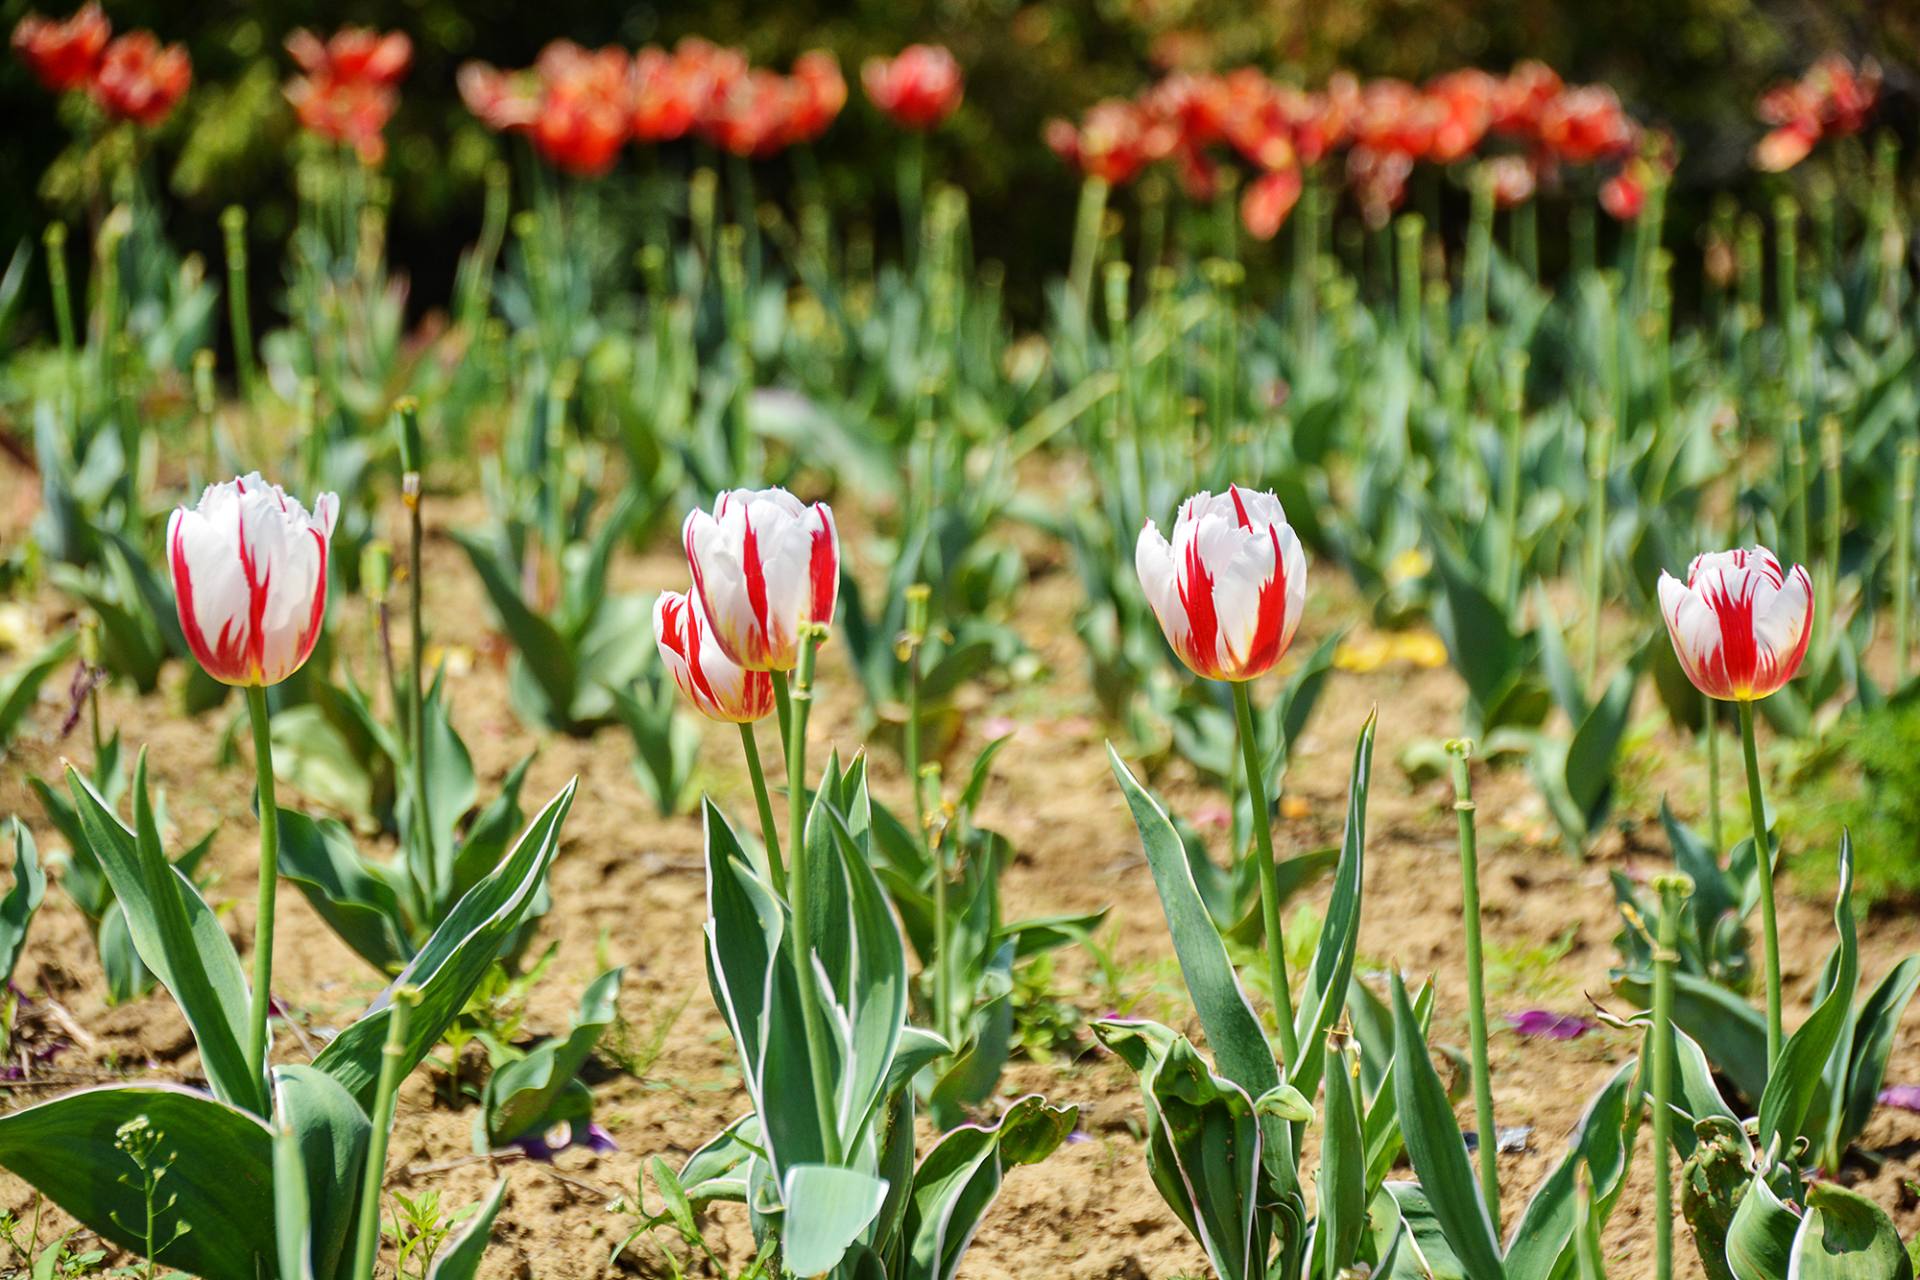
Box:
(313, 779), (575, 1107)
(902, 1095), (1078, 1280)
(427, 1178), (510, 1280)
(273, 1100), (319, 1280)
(1384, 1182), (1472, 1280)
(66, 754), (262, 1114)
(273, 1065), (371, 1280)
(1390, 974), (1505, 1280)
(276, 809), (411, 973)
(0, 1083), (274, 1280)
(1318, 1040), (1368, 1278)
(1757, 835), (1858, 1152)
(484, 966), (623, 1147)
(1503, 1059), (1638, 1280)
(1839, 957), (1920, 1154)
(1095, 1019), (1265, 1280)
(0, 819), (46, 983)
(0, 632), (77, 748)
(1788, 1182), (1914, 1280)
(781, 1164), (888, 1277)
(1726, 1174), (1798, 1280)
(1107, 745), (1276, 1098)
(451, 530), (579, 727)
(1291, 713), (1376, 1095)
(1612, 970), (1768, 1106)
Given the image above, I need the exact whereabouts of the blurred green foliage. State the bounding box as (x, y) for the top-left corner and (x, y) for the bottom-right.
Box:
(1791, 697), (1920, 906)
(0, 0), (1914, 335)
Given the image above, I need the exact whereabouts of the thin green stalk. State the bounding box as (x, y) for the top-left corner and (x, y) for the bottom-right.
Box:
(1396, 214), (1423, 360)
(903, 586), (944, 1042)
(1785, 412), (1809, 570)
(1818, 416), (1841, 655)
(1585, 415), (1615, 691)
(717, 226), (753, 484)
(776, 636), (842, 1164)
(1069, 176), (1111, 331)
(400, 422), (433, 908)
(1896, 442), (1916, 685)
(1736, 698), (1783, 1069)
(1448, 740), (1499, 1232)
(898, 131), (926, 275)
(738, 722), (786, 896)
(350, 986), (416, 1280)
(1465, 170), (1493, 332)
(1498, 352), (1529, 613)
(1231, 681), (1299, 1068)
(193, 349), (217, 478)
(1704, 700), (1723, 856)
(1650, 875), (1690, 1280)
(1776, 196), (1805, 405)
(1512, 199), (1538, 285)
(244, 685), (281, 1089)
(221, 206), (258, 406)
(44, 222), (78, 426)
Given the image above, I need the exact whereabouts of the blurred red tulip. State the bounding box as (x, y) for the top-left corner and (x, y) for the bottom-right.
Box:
(1240, 166), (1303, 240)
(861, 43), (962, 130)
(1599, 168), (1644, 220)
(1491, 60), (1562, 139)
(1751, 55), (1878, 172)
(284, 27), (411, 164)
(703, 68), (796, 158)
(785, 50), (846, 145)
(458, 60), (539, 133)
(11, 2), (108, 93)
(1046, 99), (1173, 186)
(530, 41), (632, 177)
(1351, 78), (1435, 158)
(91, 31), (190, 126)
(1423, 69), (1495, 163)
(1754, 119), (1819, 173)
(631, 46), (702, 142)
(1538, 85), (1635, 164)
(1347, 145), (1413, 229)
(1482, 154), (1537, 208)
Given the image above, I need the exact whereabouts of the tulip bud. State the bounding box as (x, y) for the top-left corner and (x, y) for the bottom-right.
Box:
(1658, 547), (1813, 702)
(653, 590), (773, 723)
(393, 396), (422, 478)
(682, 487), (839, 672)
(1135, 485), (1307, 682)
(168, 473), (339, 687)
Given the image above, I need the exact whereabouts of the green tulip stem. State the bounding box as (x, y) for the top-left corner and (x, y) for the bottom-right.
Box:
(777, 633), (842, 1164)
(244, 685), (281, 1092)
(1704, 699), (1723, 857)
(1448, 740), (1499, 1233)
(1232, 680), (1299, 1069)
(1650, 875), (1690, 1280)
(1897, 442), (1916, 685)
(350, 985), (416, 1280)
(738, 721), (786, 897)
(1737, 698), (1783, 1068)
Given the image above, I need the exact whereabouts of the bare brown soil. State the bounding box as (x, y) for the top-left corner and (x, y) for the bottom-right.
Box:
(1, 458), (1917, 1279)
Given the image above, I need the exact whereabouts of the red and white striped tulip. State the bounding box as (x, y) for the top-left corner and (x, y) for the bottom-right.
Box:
(166, 473), (338, 687)
(654, 589), (774, 723)
(1658, 547), (1813, 702)
(682, 488), (839, 672)
(1135, 486), (1307, 682)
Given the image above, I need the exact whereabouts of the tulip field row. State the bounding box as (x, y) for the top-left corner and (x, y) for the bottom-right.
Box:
(1, 11), (1919, 1280)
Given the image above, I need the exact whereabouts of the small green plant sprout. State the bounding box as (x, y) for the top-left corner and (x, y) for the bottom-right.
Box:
(609, 1157), (775, 1278)
(107, 1117), (190, 1280)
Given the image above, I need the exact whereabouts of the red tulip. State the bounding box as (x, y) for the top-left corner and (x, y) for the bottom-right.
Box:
(458, 60), (539, 133)
(702, 68), (796, 158)
(1045, 99), (1173, 186)
(631, 47), (698, 142)
(1423, 69), (1495, 163)
(1482, 155), (1537, 208)
(168, 474), (338, 688)
(683, 488), (840, 672)
(861, 43), (963, 130)
(284, 27), (411, 163)
(91, 31), (190, 127)
(654, 590), (774, 723)
(530, 41), (632, 177)
(1754, 118), (1820, 173)
(1240, 166), (1303, 241)
(785, 50), (846, 145)
(285, 26), (410, 88)
(1659, 548), (1813, 702)
(1135, 486), (1307, 683)
(1538, 85), (1635, 164)
(11, 3), (108, 93)
(1491, 60), (1562, 139)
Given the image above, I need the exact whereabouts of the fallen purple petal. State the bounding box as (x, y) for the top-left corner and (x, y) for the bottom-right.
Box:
(1506, 1010), (1596, 1040)
(1878, 1084), (1920, 1112)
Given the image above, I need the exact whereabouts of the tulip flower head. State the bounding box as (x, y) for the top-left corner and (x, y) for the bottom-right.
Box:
(167, 474), (339, 687)
(1135, 486), (1308, 682)
(683, 488), (839, 672)
(91, 31), (190, 126)
(11, 3), (109, 93)
(1658, 547), (1813, 702)
(861, 43), (962, 130)
(654, 590), (774, 723)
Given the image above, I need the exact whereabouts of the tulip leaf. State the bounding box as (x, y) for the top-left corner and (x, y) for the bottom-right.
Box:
(65, 753), (263, 1114)
(1502, 1058), (1639, 1280)
(314, 779), (576, 1107)
(1317, 1038), (1368, 1278)
(1383, 1181), (1473, 1280)
(483, 966), (623, 1148)
(0, 631), (76, 749)
(1290, 712), (1375, 1095)
(1789, 1182), (1914, 1280)
(1107, 744), (1277, 1099)
(275, 808), (412, 974)
(780, 1164), (888, 1278)
(1839, 955), (1920, 1155)
(901, 1095), (1078, 1280)
(451, 529), (580, 729)
(1390, 973), (1505, 1280)
(1757, 834), (1858, 1153)
(0, 1083), (275, 1280)
(0, 818), (46, 985)
(1726, 1174), (1799, 1280)
(272, 1065), (372, 1280)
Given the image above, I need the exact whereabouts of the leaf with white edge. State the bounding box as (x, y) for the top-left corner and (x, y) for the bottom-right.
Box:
(781, 1165), (889, 1277)
(0, 1083), (274, 1280)
(901, 1096), (1078, 1280)
(66, 754), (262, 1113)
(1502, 1059), (1638, 1280)
(1757, 835), (1858, 1152)
(1391, 974), (1505, 1280)
(1317, 1039), (1368, 1279)
(275, 808), (411, 974)
(273, 1065), (372, 1280)
(1726, 1174), (1799, 1280)
(1290, 713), (1375, 1096)
(0, 818), (46, 983)
(313, 779), (575, 1107)
(1788, 1181), (1914, 1280)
